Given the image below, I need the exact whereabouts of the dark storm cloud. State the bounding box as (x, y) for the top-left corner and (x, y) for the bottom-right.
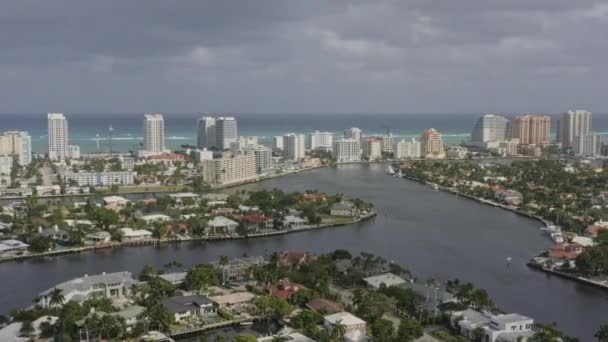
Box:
(0, 0), (606, 113)
(0, 1), (331, 63)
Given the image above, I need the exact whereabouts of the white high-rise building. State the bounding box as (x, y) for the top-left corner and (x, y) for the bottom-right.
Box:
(143, 113), (165, 154)
(242, 146), (273, 173)
(471, 114), (509, 144)
(394, 139), (421, 159)
(560, 110), (591, 148)
(362, 138), (382, 161)
(216, 117), (238, 150)
(273, 136), (284, 150)
(0, 156), (13, 176)
(48, 113), (68, 161)
(283, 133), (306, 161)
(574, 133), (600, 156)
(344, 127), (362, 142)
(332, 139), (361, 162)
(68, 145), (81, 160)
(197, 116), (238, 150)
(306, 131), (334, 150)
(19, 132), (32, 165)
(197, 117), (216, 149)
(0, 131), (31, 165)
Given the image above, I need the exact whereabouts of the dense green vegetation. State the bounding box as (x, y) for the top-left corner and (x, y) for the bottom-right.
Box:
(575, 231), (608, 277)
(401, 159), (608, 233)
(4, 248), (605, 341)
(0, 188), (373, 260)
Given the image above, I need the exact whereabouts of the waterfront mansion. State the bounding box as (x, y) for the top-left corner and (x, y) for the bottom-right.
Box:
(37, 271), (136, 308)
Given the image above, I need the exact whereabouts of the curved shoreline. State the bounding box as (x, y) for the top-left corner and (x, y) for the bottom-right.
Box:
(400, 175), (551, 228)
(397, 174), (608, 291)
(0, 211), (376, 264)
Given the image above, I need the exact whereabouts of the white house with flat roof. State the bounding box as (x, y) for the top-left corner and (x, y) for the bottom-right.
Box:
(140, 214), (171, 224)
(169, 192), (200, 204)
(451, 309), (534, 342)
(0, 239), (29, 255)
(37, 271), (136, 308)
(363, 273), (407, 289)
(103, 196), (129, 211)
(324, 312), (367, 342)
(119, 228), (153, 241)
(283, 215), (307, 229)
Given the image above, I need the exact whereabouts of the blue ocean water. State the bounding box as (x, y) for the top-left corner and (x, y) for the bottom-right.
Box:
(1, 113), (608, 153)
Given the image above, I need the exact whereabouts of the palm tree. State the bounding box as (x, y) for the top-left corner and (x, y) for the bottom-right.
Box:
(330, 320), (347, 341)
(19, 320), (34, 337)
(84, 313), (101, 340)
(219, 255), (229, 266)
(352, 288), (365, 309)
(596, 324), (608, 342)
(48, 288), (65, 307)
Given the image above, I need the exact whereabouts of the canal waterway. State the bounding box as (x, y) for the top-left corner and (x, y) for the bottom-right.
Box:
(0, 163), (606, 339)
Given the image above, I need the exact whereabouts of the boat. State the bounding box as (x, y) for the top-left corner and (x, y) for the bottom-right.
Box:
(550, 232), (564, 243)
(239, 321), (254, 326)
(540, 224), (560, 232)
(386, 166), (395, 175)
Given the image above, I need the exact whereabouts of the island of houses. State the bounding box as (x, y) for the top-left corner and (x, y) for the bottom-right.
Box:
(0, 249), (563, 342)
(0, 190), (375, 262)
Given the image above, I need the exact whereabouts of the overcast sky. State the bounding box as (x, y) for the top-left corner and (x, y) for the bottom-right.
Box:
(1, 1), (606, 114)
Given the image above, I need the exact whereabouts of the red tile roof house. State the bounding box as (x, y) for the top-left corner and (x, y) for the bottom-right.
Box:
(586, 224), (608, 238)
(241, 213), (274, 231)
(270, 278), (308, 301)
(548, 242), (584, 261)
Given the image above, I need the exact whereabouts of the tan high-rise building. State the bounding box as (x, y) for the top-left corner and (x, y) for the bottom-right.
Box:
(0, 131), (31, 165)
(362, 137), (382, 161)
(421, 128), (445, 158)
(200, 154), (256, 186)
(511, 115), (550, 146)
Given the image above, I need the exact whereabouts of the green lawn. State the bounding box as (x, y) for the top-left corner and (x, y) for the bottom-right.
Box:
(323, 216), (357, 225)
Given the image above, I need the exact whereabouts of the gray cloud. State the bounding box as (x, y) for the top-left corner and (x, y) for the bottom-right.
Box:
(0, 0), (606, 113)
